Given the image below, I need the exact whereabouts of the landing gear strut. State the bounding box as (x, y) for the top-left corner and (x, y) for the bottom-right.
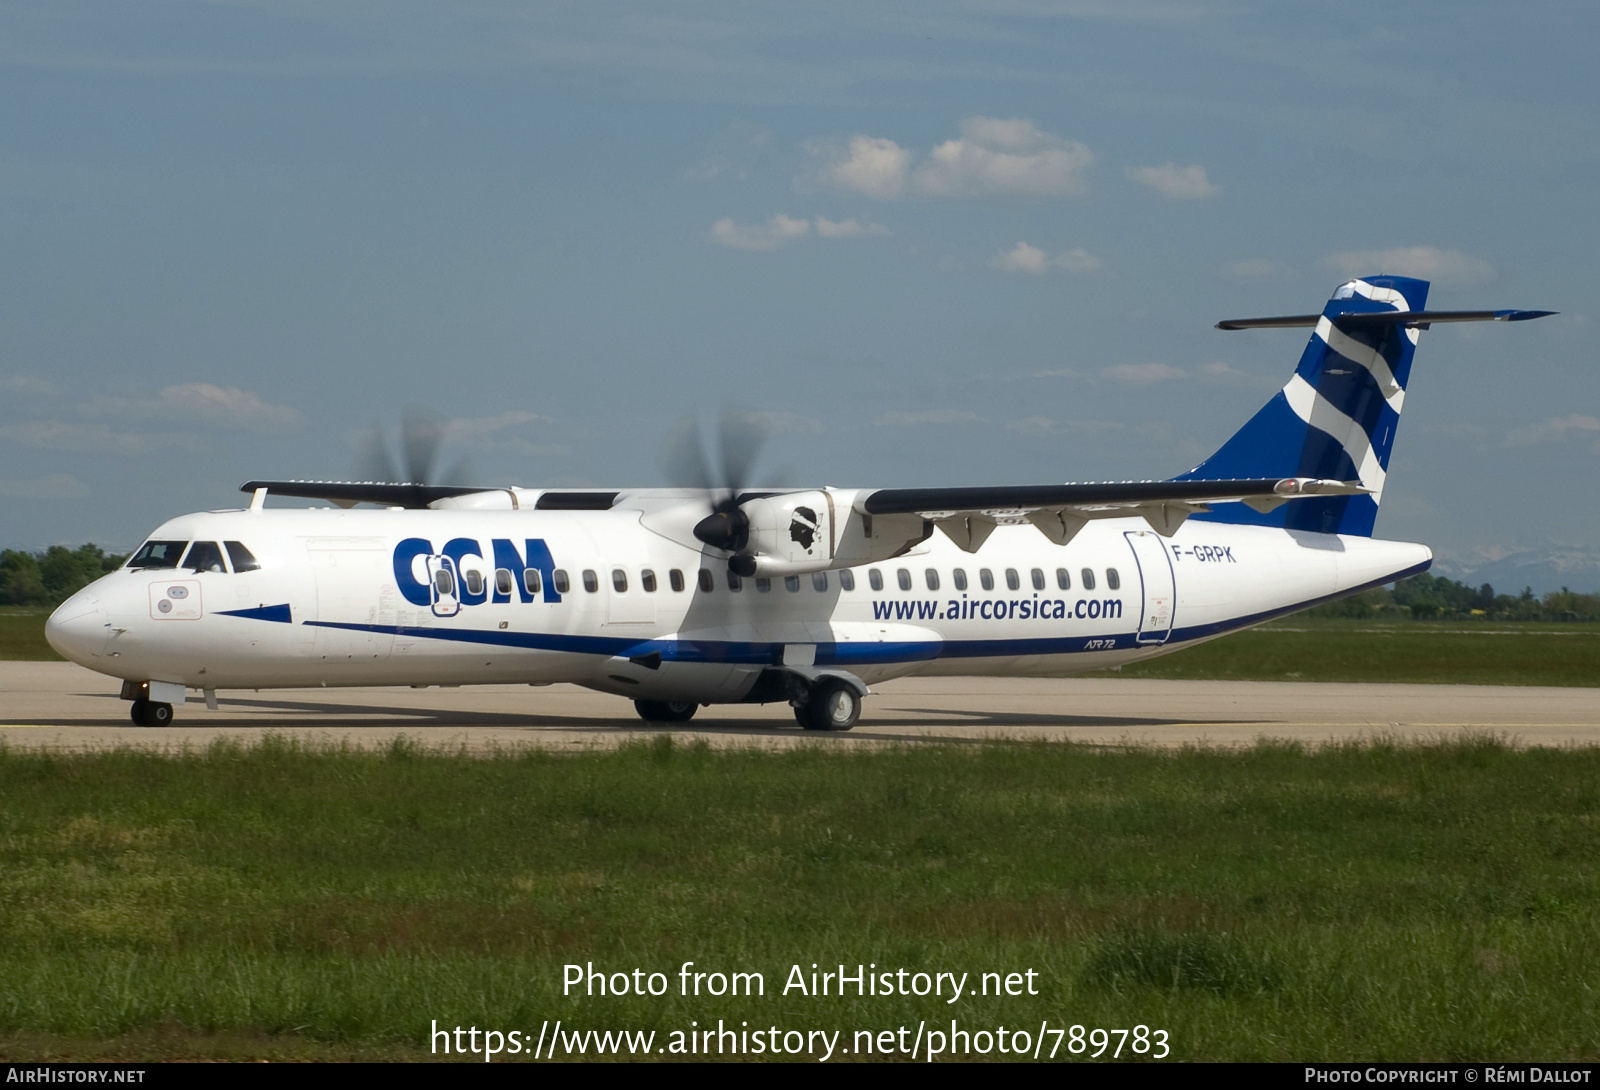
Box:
(634, 699), (699, 723)
(129, 699), (174, 727)
(795, 678), (861, 732)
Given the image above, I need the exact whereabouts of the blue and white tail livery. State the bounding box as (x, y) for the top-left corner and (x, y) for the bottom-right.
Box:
(47, 277), (1552, 730)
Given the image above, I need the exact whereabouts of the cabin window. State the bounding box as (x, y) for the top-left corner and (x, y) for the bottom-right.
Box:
(127, 540), (187, 570)
(464, 569), (485, 597)
(756, 577), (772, 592)
(641, 569), (657, 593)
(785, 575), (800, 592)
(494, 569), (513, 597)
(812, 571), (828, 591)
(434, 568), (455, 597)
(1005, 568), (1020, 591)
(727, 570), (743, 592)
(839, 570), (856, 591)
(925, 569), (940, 591)
(611, 569), (628, 593)
(868, 569), (884, 592)
(669, 569), (685, 592)
(224, 542), (261, 573)
(1081, 568), (1096, 591)
(897, 568), (912, 591)
(553, 570), (570, 594)
(1056, 568), (1071, 590)
(1031, 568), (1045, 591)
(524, 569), (542, 596)
(1106, 568), (1121, 591)
(980, 568), (994, 591)
(698, 569), (714, 592)
(953, 569), (967, 591)
(582, 569), (599, 593)
(182, 541), (226, 574)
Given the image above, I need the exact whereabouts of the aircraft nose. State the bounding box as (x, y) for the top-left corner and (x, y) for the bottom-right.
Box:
(45, 591), (109, 665)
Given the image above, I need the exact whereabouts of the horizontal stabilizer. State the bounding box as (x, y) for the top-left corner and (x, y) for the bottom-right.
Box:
(1218, 309), (1555, 331)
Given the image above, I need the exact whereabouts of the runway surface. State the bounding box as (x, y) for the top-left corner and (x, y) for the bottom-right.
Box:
(2, 661), (1597, 751)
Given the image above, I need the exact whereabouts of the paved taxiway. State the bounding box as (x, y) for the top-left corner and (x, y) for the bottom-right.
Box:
(2, 661), (1597, 751)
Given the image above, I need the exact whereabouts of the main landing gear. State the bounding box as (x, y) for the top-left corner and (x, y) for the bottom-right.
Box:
(129, 699), (174, 727)
(793, 677), (861, 732)
(634, 699), (699, 723)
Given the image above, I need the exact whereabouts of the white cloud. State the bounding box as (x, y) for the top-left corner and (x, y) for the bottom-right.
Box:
(685, 121), (771, 182)
(913, 117), (1095, 198)
(738, 410), (824, 435)
(1219, 258), (1294, 280)
(1196, 360), (1249, 382)
(1054, 247), (1102, 274)
(802, 135), (911, 198)
(710, 213), (812, 250)
(0, 420), (186, 454)
(873, 409), (982, 427)
(992, 241), (1049, 274)
(1321, 246), (1494, 285)
(1102, 362), (1186, 385)
(156, 383), (307, 435)
(814, 216), (888, 238)
(991, 241), (1101, 274)
(1005, 416), (1125, 437)
(0, 472), (90, 500)
(1505, 414), (1600, 447)
(0, 375), (59, 397)
(710, 214), (887, 250)
(1126, 162), (1220, 200)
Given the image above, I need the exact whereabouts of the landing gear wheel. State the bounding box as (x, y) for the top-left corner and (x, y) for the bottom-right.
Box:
(129, 699), (173, 727)
(799, 680), (860, 732)
(634, 699), (698, 723)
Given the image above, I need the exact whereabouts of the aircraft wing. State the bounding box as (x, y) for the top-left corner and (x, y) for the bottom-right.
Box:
(858, 477), (1366, 549)
(238, 480), (488, 509)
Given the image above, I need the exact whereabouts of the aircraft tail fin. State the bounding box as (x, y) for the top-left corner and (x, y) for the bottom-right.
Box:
(1177, 275), (1430, 537)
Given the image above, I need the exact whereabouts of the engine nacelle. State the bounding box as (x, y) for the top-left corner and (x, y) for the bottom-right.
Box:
(740, 491), (835, 576)
(739, 489), (934, 576)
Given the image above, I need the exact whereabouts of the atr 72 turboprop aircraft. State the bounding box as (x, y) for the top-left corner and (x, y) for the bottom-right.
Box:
(47, 276), (1550, 730)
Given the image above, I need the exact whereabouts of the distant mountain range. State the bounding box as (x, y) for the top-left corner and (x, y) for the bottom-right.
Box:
(1430, 542), (1600, 596)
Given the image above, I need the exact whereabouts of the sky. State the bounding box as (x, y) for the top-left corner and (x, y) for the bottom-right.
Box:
(1, 1), (1596, 583)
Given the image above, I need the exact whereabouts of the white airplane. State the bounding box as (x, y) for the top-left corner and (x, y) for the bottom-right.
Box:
(46, 276), (1550, 730)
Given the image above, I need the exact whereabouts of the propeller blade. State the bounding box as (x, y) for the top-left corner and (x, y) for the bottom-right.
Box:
(400, 405), (447, 485)
(354, 424), (399, 484)
(663, 416), (716, 491)
(718, 406), (769, 497)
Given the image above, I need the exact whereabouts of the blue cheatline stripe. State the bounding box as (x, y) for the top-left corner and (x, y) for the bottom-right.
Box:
(217, 603), (292, 624)
(298, 557), (1427, 667)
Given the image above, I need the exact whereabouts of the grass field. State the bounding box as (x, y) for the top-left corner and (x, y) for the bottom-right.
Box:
(1084, 620), (1600, 687)
(1, 735), (1597, 1062)
(0, 610), (59, 661)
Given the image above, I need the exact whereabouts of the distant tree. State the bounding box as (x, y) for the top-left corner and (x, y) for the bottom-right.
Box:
(0, 544), (126, 607)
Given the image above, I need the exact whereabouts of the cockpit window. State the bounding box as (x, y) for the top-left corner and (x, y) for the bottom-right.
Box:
(182, 541), (227, 573)
(126, 541), (188, 569)
(224, 541), (261, 572)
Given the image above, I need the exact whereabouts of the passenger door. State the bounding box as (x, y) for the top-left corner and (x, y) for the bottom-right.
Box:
(1123, 530), (1176, 645)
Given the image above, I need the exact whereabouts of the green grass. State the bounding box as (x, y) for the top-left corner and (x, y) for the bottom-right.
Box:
(0, 610), (60, 661)
(1087, 619), (1600, 686)
(1, 735), (1598, 1061)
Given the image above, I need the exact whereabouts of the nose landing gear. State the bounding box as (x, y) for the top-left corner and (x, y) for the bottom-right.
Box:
(129, 699), (174, 727)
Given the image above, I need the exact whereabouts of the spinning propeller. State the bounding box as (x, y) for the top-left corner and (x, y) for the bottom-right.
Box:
(663, 407), (771, 559)
(354, 406), (473, 490)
